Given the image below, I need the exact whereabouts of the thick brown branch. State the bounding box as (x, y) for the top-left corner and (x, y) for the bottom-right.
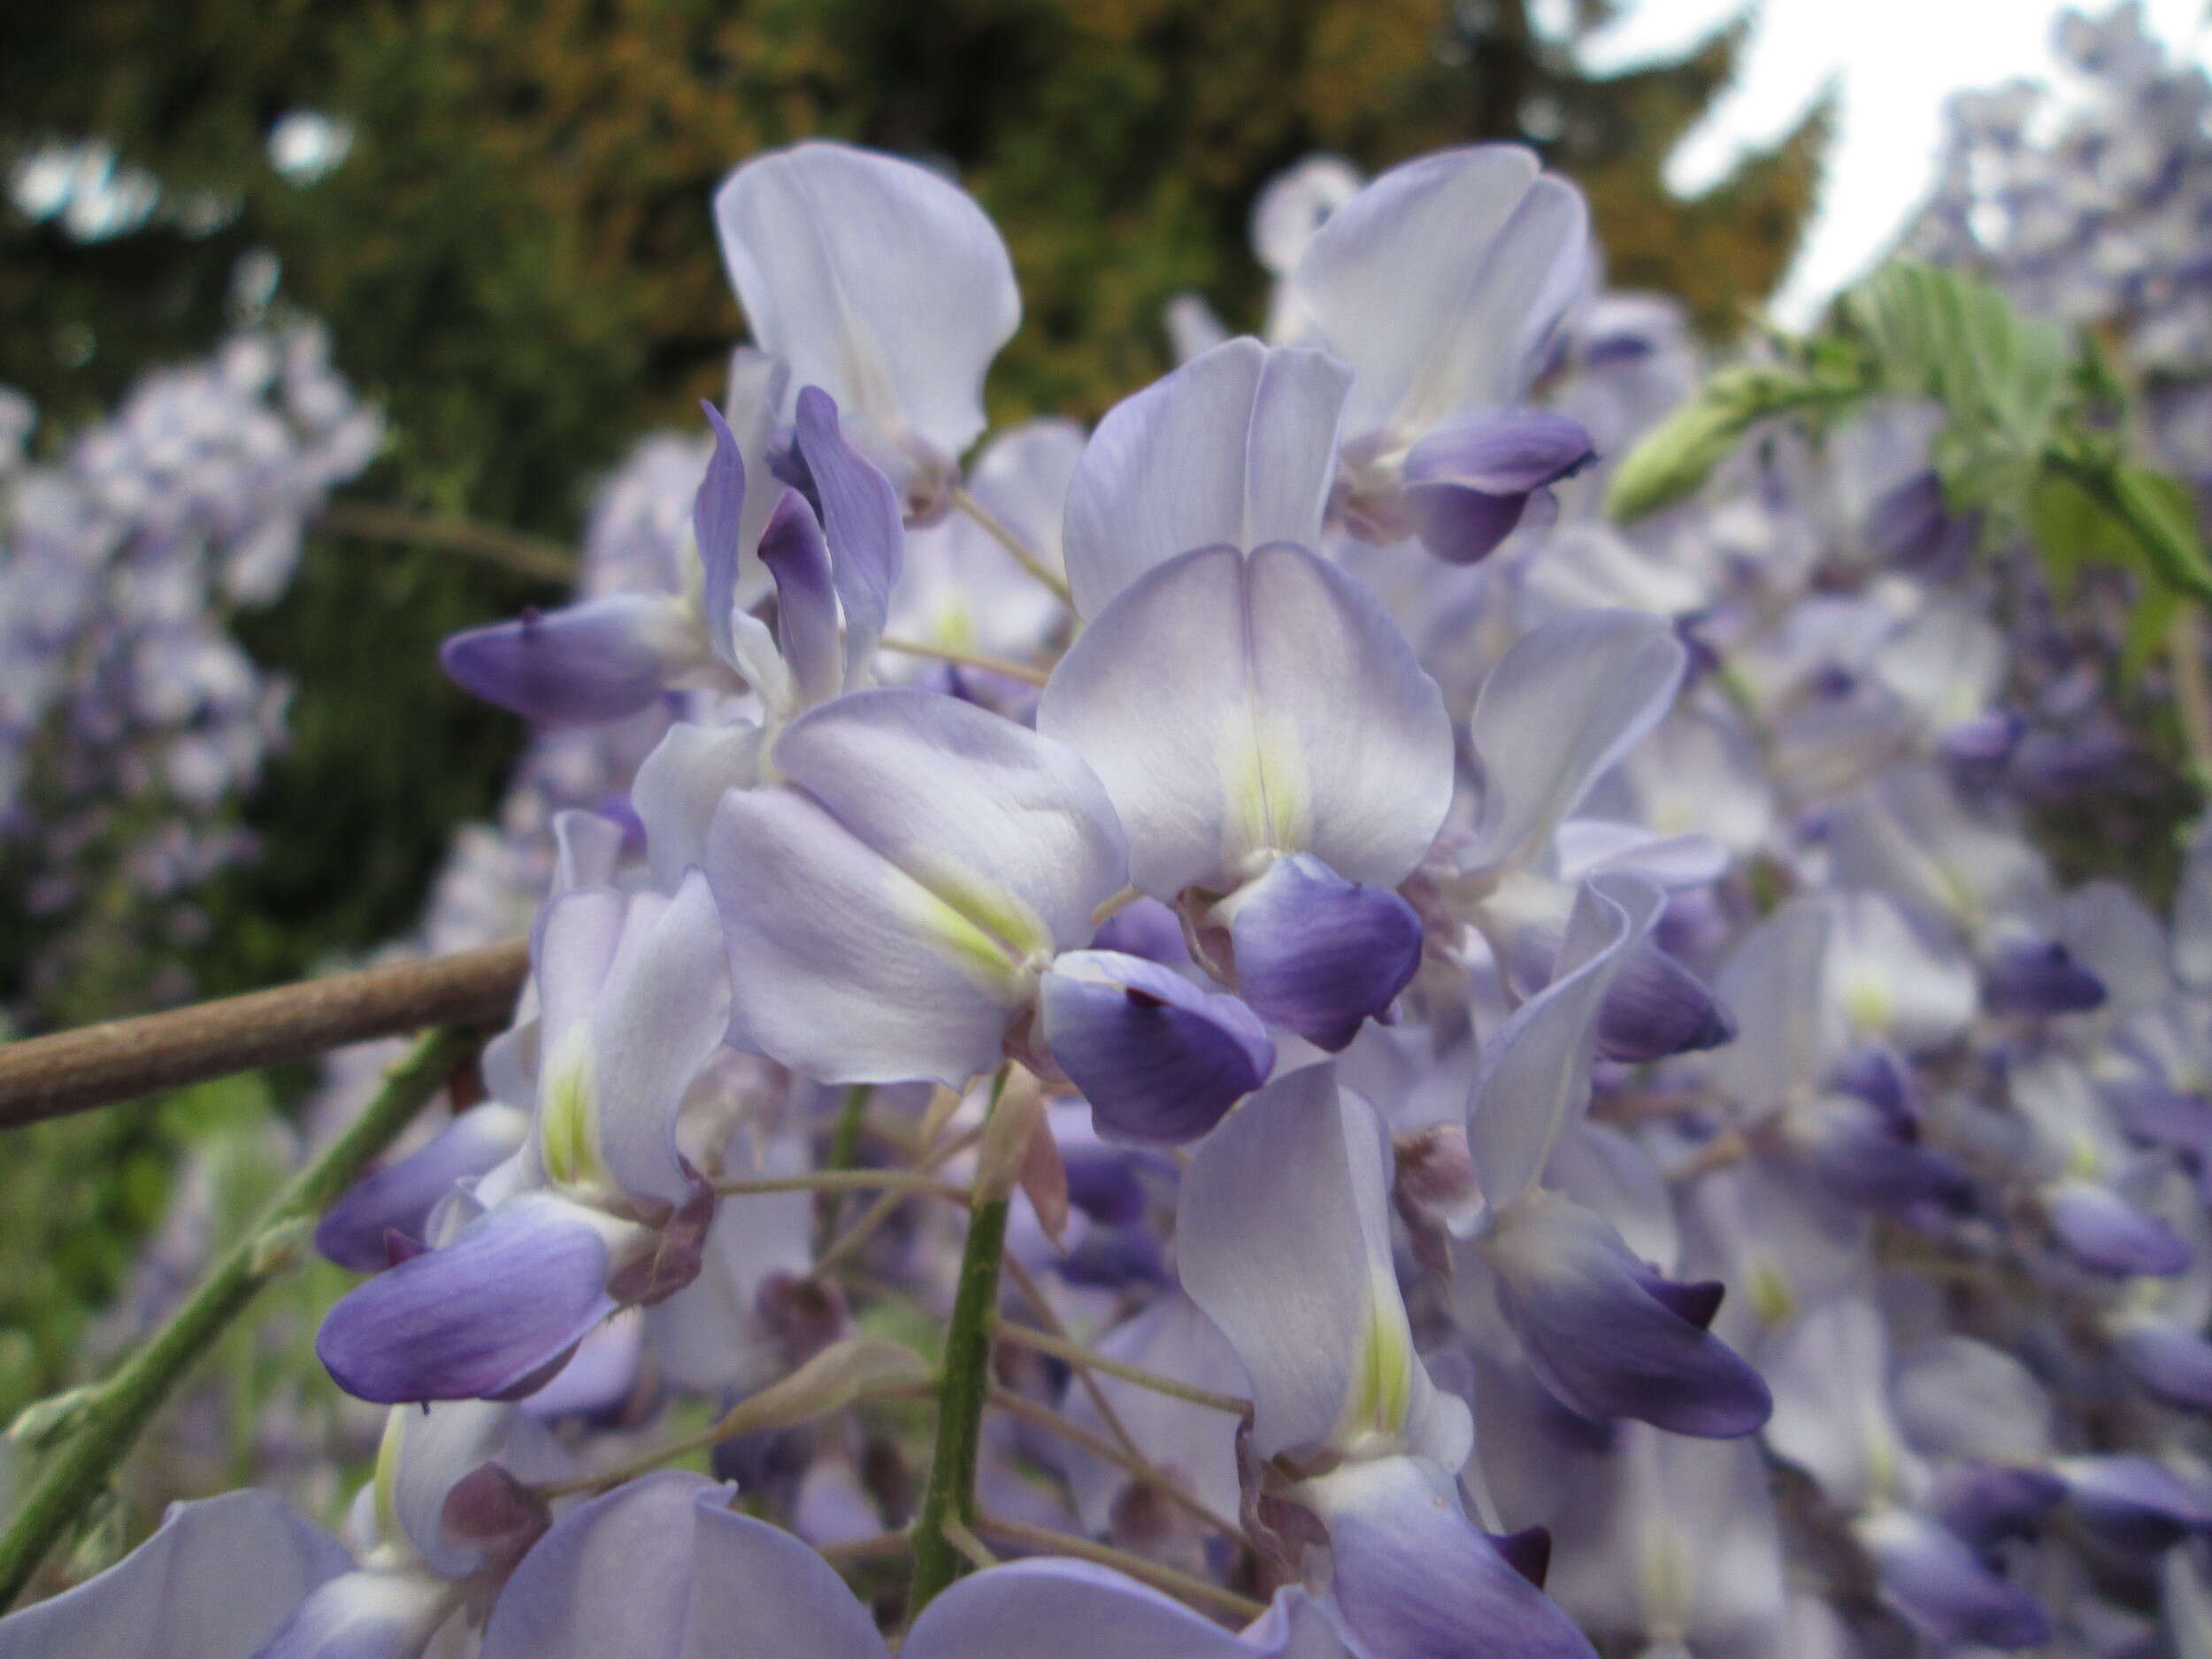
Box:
(0, 941), (529, 1127)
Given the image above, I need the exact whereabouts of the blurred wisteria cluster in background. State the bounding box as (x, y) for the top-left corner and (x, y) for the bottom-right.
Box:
(16, 6), (2212, 1659)
(0, 330), (379, 1022)
(1915, 4), (2212, 495)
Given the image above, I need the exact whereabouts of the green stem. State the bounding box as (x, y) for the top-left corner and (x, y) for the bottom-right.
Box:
(0, 1026), (473, 1610)
(906, 1075), (1015, 1616)
(816, 1085), (872, 1256)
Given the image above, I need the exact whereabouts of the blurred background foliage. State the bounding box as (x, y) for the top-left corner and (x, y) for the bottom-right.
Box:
(0, 0), (1825, 1415)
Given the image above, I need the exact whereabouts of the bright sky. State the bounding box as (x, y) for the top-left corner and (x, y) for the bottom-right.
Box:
(1573, 0), (2211, 323)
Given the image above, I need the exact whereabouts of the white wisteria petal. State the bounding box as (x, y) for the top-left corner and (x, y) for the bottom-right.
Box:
(1462, 610), (1685, 881)
(1040, 543), (1452, 899)
(1062, 338), (1351, 615)
(1291, 146), (1591, 438)
(1179, 1064), (1469, 1466)
(714, 142), (1018, 462)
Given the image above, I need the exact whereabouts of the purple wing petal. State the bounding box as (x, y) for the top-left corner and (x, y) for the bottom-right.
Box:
(1220, 854), (1423, 1052)
(317, 1194), (616, 1405)
(441, 596), (688, 726)
(1041, 949), (1273, 1143)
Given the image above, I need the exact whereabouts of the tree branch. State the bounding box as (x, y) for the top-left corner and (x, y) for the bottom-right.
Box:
(0, 941), (528, 1128)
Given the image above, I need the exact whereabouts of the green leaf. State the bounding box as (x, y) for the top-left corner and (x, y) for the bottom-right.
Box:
(2029, 470), (2137, 597)
(2122, 579), (2183, 684)
(2115, 465), (2212, 604)
(1605, 361), (1869, 524)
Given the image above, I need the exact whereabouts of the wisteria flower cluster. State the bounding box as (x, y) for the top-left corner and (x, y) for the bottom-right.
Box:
(0, 330), (380, 1016)
(15, 32), (2212, 1653)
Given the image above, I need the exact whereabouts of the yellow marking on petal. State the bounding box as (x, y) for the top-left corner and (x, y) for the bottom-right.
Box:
(1221, 703), (1312, 868)
(373, 1408), (404, 1545)
(538, 1025), (605, 1189)
(2066, 1138), (2103, 1180)
(1340, 1294), (1415, 1449)
(1843, 974), (1893, 1040)
(1749, 1259), (1796, 1329)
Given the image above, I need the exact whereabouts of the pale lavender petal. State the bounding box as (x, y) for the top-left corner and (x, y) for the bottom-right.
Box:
(708, 787), (1036, 1086)
(908, 1558), (1333, 1659)
(317, 1194), (616, 1404)
(0, 1490), (348, 1659)
(1292, 147), (1590, 434)
(714, 142), (1018, 461)
(1041, 949), (1273, 1143)
(1304, 1457), (1596, 1659)
(588, 873), (732, 1203)
(632, 720), (767, 890)
(441, 596), (690, 726)
(1467, 873), (1661, 1213)
(1221, 853), (1422, 1051)
(1179, 1066), (1468, 1465)
(1041, 542), (1452, 898)
(1463, 611), (1685, 879)
(1091, 895), (1192, 965)
(480, 1471), (889, 1659)
(1061, 338), (1351, 615)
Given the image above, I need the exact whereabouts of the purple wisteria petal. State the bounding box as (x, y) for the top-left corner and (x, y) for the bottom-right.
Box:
(440, 595), (691, 726)
(1594, 940), (1737, 1061)
(317, 1194), (617, 1404)
(1932, 1465), (2068, 1548)
(907, 1559), (1347, 1659)
(632, 720), (767, 890)
(1983, 936), (2108, 1016)
(1854, 1508), (2052, 1650)
(0, 1489), (349, 1659)
(1179, 1065), (1470, 1465)
(709, 687), (1125, 1085)
(1091, 895), (1193, 965)
(315, 1102), (529, 1271)
(1400, 408), (1594, 565)
(757, 488), (841, 708)
(1040, 949), (1273, 1143)
(1462, 611), (1686, 879)
(1302, 1455), (1597, 1659)
(1040, 541), (1453, 899)
(2058, 1455), (2212, 1553)
(1061, 337), (1352, 615)
(1467, 873), (1662, 1215)
(2114, 1317), (2212, 1412)
(793, 385), (904, 677)
(2047, 1179), (2191, 1277)
(1291, 146), (1590, 437)
(714, 141), (1018, 465)
(695, 401), (749, 668)
(1220, 853), (1423, 1051)
(1480, 1188), (1770, 1437)
(480, 1471), (891, 1659)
